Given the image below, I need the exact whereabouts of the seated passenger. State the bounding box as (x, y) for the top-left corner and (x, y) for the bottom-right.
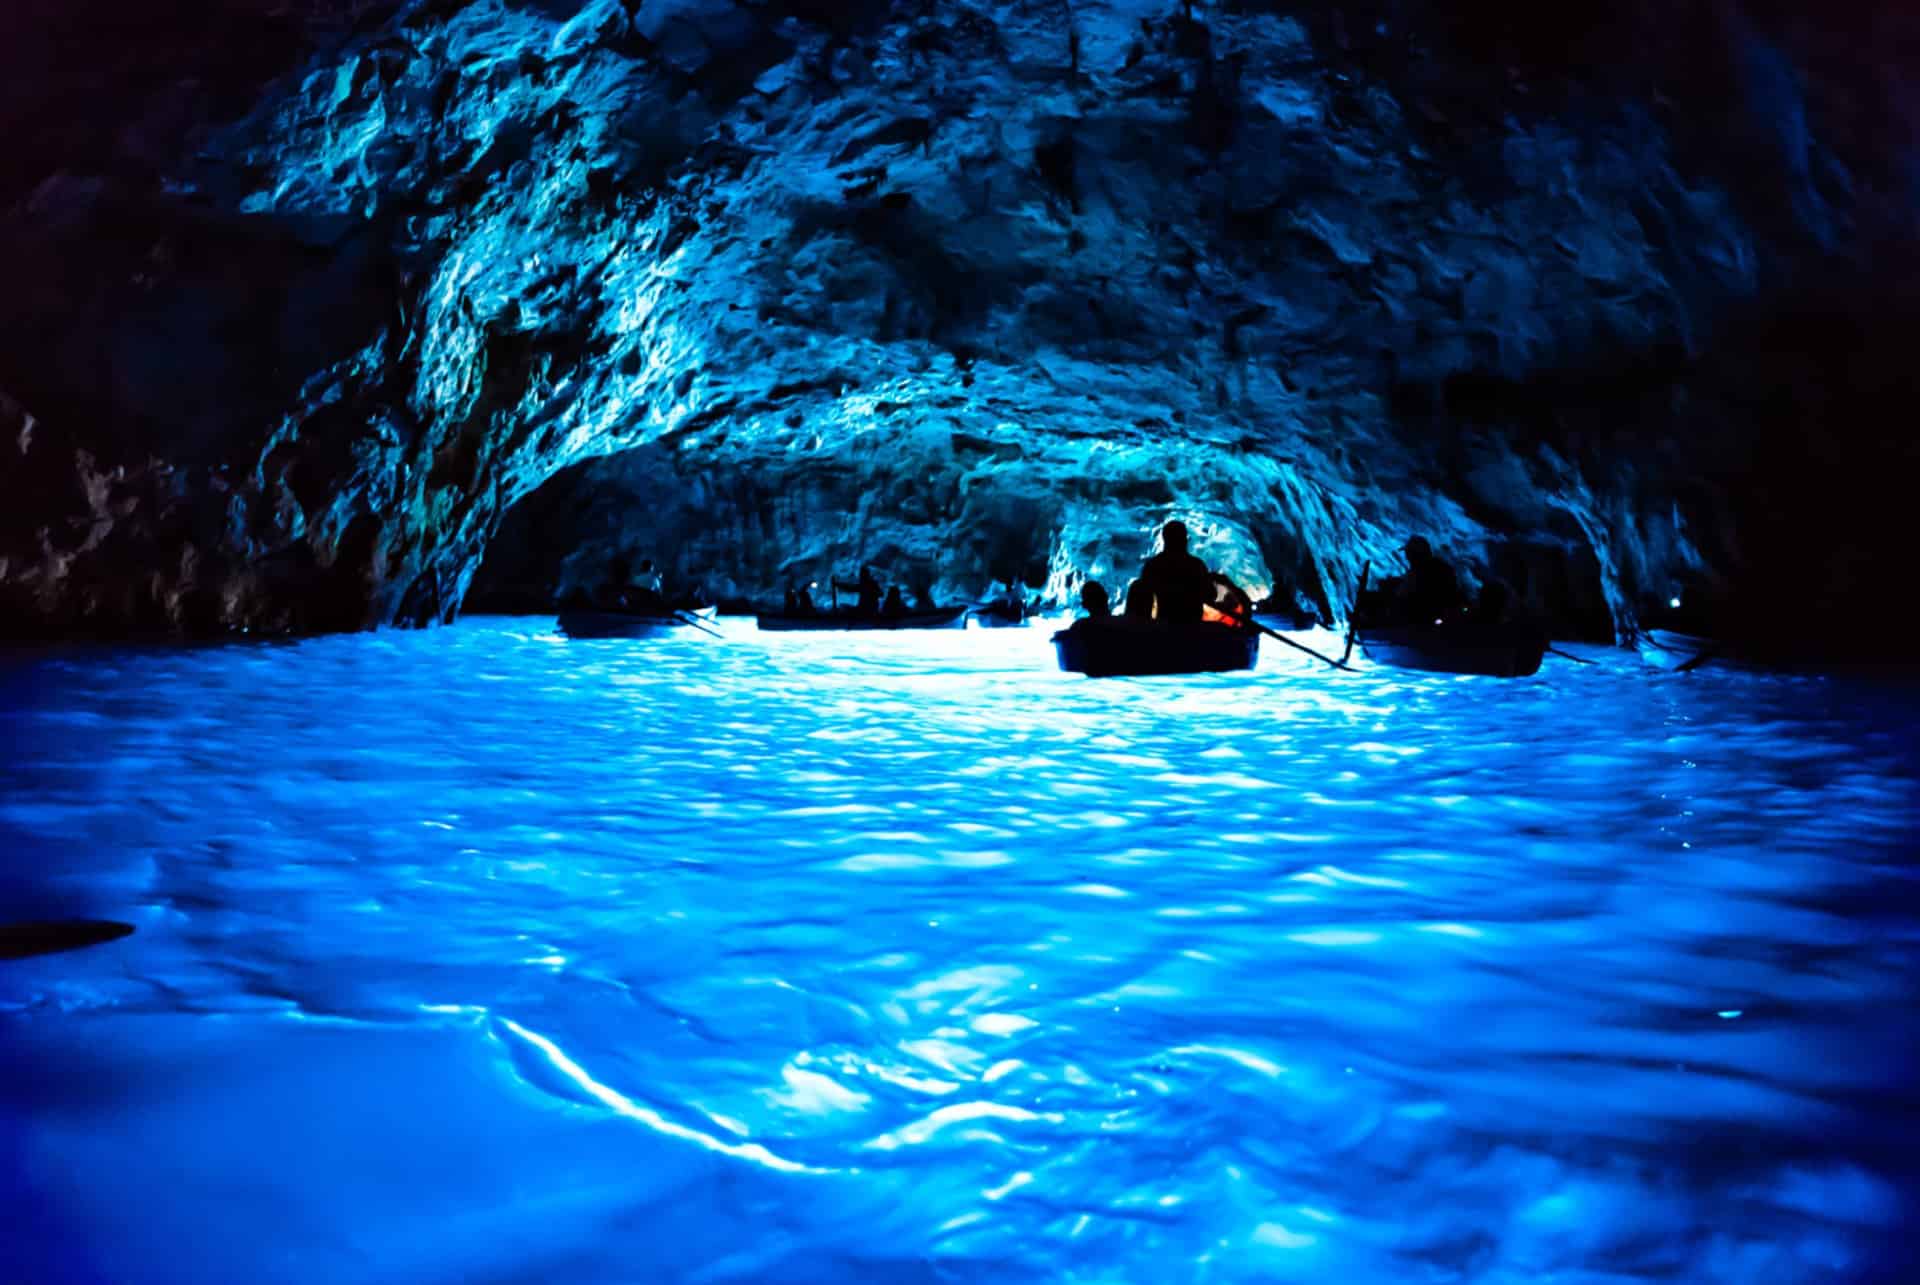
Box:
(1366, 537), (1468, 628)
(882, 585), (907, 617)
(629, 558), (666, 608)
(1403, 537), (1466, 625)
(1079, 581), (1112, 621)
(1122, 577), (1155, 620)
(1137, 520), (1214, 622)
(1470, 578), (1512, 626)
(857, 565), (883, 615)
(998, 579), (1028, 621)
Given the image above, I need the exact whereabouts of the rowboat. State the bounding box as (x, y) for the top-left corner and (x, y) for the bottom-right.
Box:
(1053, 619), (1259, 677)
(972, 603), (1030, 628)
(755, 606), (970, 632)
(556, 605), (718, 639)
(1358, 623), (1547, 677)
(1636, 629), (1720, 671)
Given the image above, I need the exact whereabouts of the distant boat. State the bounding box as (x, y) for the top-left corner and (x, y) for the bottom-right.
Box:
(1053, 619), (1259, 677)
(756, 606), (970, 632)
(1359, 623), (1547, 677)
(972, 602), (1030, 628)
(1636, 628), (1720, 671)
(557, 605), (718, 639)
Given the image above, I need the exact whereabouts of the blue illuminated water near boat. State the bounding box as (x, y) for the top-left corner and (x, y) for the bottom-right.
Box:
(3, 618), (1917, 1283)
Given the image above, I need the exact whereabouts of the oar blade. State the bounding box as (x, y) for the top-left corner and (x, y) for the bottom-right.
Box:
(0, 919), (136, 961)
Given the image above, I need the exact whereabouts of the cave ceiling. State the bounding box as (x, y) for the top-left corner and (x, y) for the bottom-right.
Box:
(1, 1), (1914, 640)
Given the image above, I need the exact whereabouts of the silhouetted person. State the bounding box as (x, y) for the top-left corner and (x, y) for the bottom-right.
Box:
(1079, 581), (1112, 620)
(882, 585), (907, 617)
(630, 558), (665, 608)
(1470, 578), (1512, 626)
(999, 579), (1027, 620)
(785, 580), (816, 615)
(1138, 520), (1213, 622)
(857, 565), (882, 615)
(1402, 537), (1466, 625)
(1123, 577), (1154, 619)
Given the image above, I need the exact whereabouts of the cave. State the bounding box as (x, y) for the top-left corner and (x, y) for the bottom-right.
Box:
(3, 3), (1917, 1281)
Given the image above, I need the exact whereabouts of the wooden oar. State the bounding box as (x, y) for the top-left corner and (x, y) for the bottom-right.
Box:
(0, 920), (134, 961)
(1342, 561), (1371, 665)
(1546, 644), (1596, 666)
(1250, 619), (1355, 671)
(673, 609), (724, 640)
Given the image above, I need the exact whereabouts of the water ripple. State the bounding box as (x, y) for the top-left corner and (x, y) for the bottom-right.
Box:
(1, 619), (1917, 1282)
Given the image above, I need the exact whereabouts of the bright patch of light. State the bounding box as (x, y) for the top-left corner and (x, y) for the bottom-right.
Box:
(865, 1101), (1061, 1151)
(1287, 929), (1382, 947)
(1419, 922), (1484, 938)
(1171, 1044), (1285, 1077)
(1253, 1222), (1317, 1249)
(984, 1171), (1034, 1201)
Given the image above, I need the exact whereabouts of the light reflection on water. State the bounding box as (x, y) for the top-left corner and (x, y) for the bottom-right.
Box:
(2, 617), (1918, 1283)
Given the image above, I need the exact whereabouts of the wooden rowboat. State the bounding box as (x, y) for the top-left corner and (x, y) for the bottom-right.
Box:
(1358, 623), (1547, 677)
(557, 605), (718, 639)
(755, 606), (970, 632)
(1053, 619), (1259, 677)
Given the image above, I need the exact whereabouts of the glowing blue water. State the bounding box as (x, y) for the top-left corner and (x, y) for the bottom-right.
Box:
(3, 618), (1917, 1283)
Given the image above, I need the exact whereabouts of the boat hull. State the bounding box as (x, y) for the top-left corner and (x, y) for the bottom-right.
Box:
(756, 607), (970, 632)
(1361, 624), (1546, 677)
(1637, 629), (1720, 671)
(1053, 621), (1259, 677)
(972, 605), (1030, 628)
(557, 606), (717, 639)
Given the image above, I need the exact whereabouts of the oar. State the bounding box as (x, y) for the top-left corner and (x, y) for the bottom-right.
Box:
(1546, 644), (1595, 666)
(1250, 618), (1355, 671)
(0, 920), (134, 961)
(673, 609), (724, 640)
(1341, 561), (1371, 665)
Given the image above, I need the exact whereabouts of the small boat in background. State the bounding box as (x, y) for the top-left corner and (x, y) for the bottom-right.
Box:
(1053, 619), (1259, 677)
(557, 605), (718, 639)
(1359, 623), (1547, 677)
(1636, 629), (1721, 671)
(756, 606), (970, 632)
(972, 602), (1030, 628)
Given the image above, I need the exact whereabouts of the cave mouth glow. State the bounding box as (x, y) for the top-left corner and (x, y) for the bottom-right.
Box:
(3, 618), (1917, 1281)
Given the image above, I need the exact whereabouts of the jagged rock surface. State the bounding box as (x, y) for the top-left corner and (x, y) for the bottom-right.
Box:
(2, 1), (1915, 645)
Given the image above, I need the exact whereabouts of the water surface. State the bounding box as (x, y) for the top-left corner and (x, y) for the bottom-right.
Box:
(3, 618), (1917, 1283)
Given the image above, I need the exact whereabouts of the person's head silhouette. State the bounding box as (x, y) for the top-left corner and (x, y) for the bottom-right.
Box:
(1162, 520), (1190, 554)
